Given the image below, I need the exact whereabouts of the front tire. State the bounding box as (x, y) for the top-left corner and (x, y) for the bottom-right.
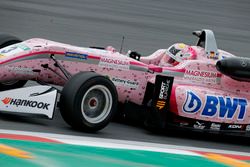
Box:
(59, 72), (118, 132)
(0, 34), (27, 90)
(0, 80), (27, 91)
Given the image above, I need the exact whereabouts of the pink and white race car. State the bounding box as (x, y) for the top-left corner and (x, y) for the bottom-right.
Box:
(0, 29), (249, 133)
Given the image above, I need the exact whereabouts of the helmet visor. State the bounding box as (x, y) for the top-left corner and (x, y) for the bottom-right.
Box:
(166, 45), (183, 62)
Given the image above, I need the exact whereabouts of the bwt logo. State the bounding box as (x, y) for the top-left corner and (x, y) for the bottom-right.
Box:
(182, 91), (248, 120)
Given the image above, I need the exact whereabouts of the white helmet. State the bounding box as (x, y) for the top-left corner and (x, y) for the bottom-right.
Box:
(165, 43), (196, 65)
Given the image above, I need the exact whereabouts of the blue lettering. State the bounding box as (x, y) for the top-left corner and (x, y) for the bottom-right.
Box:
(201, 96), (218, 117)
(183, 91), (248, 120)
(218, 97), (238, 119)
(65, 52), (88, 60)
(183, 91), (202, 113)
(238, 99), (248, 119)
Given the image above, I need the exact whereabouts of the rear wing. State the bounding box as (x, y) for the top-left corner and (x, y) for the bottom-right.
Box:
(193, 29), (219, 58)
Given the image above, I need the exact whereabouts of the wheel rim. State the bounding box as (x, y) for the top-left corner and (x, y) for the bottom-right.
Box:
(1, 80), (19, 85)
(81, 85), (113, 124)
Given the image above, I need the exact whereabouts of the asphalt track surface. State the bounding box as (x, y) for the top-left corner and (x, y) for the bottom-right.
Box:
(0, 0), (250, 153)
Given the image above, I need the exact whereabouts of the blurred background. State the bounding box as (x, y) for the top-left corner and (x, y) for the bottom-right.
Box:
(0, 0), (249, 56)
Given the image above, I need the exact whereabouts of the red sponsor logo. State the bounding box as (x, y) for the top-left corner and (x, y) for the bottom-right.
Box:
(2, 97), (12, 104)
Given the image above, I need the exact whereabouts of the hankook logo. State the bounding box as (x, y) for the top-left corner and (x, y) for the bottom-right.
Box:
(1, 97), (50, 110)
(2, 97), (11, 104)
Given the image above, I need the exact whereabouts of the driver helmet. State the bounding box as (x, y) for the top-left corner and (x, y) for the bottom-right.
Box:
(164, 43), (197, 66)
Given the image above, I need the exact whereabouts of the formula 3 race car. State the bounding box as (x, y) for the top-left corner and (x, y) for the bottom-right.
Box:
(0, 29), (250, 134)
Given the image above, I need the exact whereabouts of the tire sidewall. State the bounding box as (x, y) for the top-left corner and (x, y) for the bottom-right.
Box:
(60, 72), (118, 132)
(74, 76), (117, 130)
(0, 34), (27, 90)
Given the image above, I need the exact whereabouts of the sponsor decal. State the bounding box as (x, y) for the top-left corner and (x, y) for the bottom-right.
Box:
(153, 76), (174, 112)
(193, 121), (206, 129)
(0, 44), (30, 55)
(210, 123), (221, 130)
(156, 100), (166, 110)
(65, 52), (88, 60)
(17, 44), (30, 51)
(154, 80), (170, 109)
(183, 91), (248, 120)
(227, 124), (242, 129)
(0, 46), (18, 54)
(99, 56), (129, 70)
(2, 97), (11, 104)
(2, 97), (50, 110)
(183, 91), (202, 114)
(111, 77), (139, 88)
(159, 80), (171, 100)
(184, 69), (219, 83)
(5, 66), (35, 75)
(246, 125), (250, 131)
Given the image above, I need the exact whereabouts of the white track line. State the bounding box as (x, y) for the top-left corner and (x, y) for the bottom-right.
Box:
(0, 129), (249, 157)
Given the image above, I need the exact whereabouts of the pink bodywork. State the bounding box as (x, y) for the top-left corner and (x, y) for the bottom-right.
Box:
(0, 38), (249, 124)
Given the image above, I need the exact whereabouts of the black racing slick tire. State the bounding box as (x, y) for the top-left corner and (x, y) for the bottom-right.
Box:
(0, 80), (28, 91)
(0, 34), (27, 91)
(0, 34), (22, 48)
(59, 72), (118, 132)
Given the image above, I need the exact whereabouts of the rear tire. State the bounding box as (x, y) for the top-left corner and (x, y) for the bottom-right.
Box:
(60, 72), (118, 132)
(0, 34), (27, 91)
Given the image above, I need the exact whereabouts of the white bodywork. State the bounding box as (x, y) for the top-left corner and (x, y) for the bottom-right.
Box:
(0, 86), (57, 118)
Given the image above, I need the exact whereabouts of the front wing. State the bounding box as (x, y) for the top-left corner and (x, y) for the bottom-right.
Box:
(0, 86), (57, 119)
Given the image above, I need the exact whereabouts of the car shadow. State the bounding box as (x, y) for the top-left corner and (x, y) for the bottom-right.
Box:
(0, 113), (49, 126)
(146, 126), (250, 147)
